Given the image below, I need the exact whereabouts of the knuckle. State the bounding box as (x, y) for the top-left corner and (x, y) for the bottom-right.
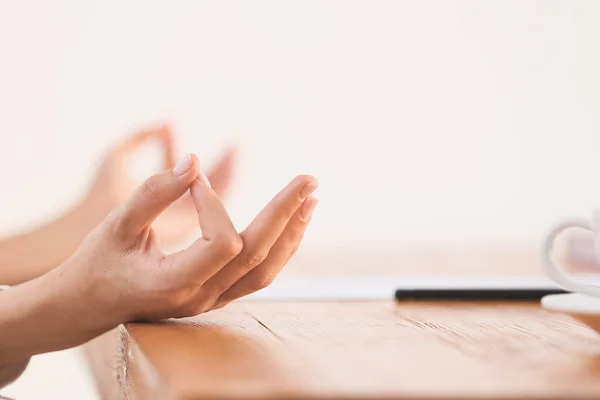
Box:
(286, 227), (305, 245)
(169, 290), (203, 317)
(212, 300), (229, 311)
(177, 302), (200, 318)
(249, 273), (275, 291)
(240, 248), (269, 268)
(140, 175), (162, 201)
(208, 283), (230, 299)
(212, 234), (243, 258)
(288, 244), (300, 260)
(162, 294), (189, 317)
(191, 298), (214, 316)
(106, 207), (122, 223)
(273, 207), (294, 223)
(193, 306), (210, 316)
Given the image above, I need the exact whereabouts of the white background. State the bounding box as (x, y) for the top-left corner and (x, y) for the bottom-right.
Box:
(2, 1), (599, 398)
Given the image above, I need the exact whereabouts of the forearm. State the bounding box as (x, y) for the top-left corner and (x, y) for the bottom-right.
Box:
(0, 202), (102, 286)
(0, 262), (121, 366)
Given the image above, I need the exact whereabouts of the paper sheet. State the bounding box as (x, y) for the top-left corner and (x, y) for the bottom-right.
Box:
(241, 276), (563, 301)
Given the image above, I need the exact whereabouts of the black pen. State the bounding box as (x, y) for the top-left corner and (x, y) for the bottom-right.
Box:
(394, 287), (568, 301)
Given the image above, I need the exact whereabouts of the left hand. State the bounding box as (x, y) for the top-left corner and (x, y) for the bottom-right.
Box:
(82, 124), (237, 246)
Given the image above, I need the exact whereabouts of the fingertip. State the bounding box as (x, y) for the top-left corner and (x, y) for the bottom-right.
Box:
(221, 147), (238, 171)
(189, 153), (200, 171)
(158, 122), (174, 138)
(299, 196), (318, 222)
(294, 174), (318, 199)
(294, 174), (319, 188)
(196, 169), (212, 189)
(224, 145), (239, 160)
(172, 153), (200, 180)
(190, 167), (213, 192)
(190, 177), (203, 195)
(225, 136), (243, 153)
(189, 174), (217, 214)
(212, 145), (238, 171)
(187, 153), (201, 181)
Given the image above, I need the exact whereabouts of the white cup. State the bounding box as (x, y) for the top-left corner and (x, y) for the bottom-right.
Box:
(543, 211), (600, 296)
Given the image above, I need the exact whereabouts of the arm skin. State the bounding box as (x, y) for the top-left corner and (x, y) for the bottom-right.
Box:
(0, 204), (102, 286)
(0, 266), (119, 368)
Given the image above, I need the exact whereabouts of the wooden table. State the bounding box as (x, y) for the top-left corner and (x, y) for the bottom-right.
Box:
(84, 245), (600, 399)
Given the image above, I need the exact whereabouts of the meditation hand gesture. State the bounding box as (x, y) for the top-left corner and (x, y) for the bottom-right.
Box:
(0, 153), (318, 366)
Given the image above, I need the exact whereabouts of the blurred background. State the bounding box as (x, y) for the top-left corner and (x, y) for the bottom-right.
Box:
(2, 0), (600, 398)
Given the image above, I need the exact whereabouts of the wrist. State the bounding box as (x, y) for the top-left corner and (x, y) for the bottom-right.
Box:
(0, 262), (122, 364)
(51, 255), (131, 332)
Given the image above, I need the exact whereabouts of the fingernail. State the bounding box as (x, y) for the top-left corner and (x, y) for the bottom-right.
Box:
(299, 196), (318, 221)
(300, 181), (319, 199)
(173, 154), (192, 176)
(197, 170), (212, 189)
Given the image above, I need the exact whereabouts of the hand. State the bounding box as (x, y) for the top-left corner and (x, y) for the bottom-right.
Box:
(62, 153), (318, 324)
(82, 125), (237, 246)
(0, 151), (313, 366)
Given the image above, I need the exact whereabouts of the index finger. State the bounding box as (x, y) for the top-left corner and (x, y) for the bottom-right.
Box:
(165, 177), (242, 283)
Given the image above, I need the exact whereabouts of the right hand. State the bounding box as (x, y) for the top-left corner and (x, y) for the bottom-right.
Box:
(60, 153), (318, 324)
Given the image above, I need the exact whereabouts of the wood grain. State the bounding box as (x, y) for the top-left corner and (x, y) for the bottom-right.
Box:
(84, 301), (600, 399)
(83, 247), (600, 399)
(244, 302), (600, 399)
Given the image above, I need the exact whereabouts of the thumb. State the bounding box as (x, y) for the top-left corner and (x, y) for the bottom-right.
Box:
(115, 153), (200, 240)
